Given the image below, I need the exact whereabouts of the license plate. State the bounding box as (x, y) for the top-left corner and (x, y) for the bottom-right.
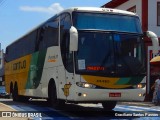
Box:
(109, 93), (121, 97)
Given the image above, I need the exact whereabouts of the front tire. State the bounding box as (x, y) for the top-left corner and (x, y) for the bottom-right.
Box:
(102, 101), (117, 111)
(48, 81), (65, 109)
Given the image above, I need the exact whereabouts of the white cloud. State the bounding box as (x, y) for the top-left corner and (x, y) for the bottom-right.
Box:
(20, 3), (64, 14)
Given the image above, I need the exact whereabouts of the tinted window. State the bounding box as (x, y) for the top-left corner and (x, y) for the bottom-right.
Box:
(6, 30), (37, 61)
(38, 18), (59, 50)
(73, 12), (142, 34)
(75, 31), (145, 77)
(60, 13), (73, 72)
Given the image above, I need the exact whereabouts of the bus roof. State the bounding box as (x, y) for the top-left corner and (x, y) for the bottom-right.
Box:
(6, 7), (137, 50)
(60, 7), (137, 16)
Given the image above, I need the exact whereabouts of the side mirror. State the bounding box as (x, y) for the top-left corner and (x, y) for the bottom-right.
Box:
(69, 26), (78, 51)
(144, 31), (159, 56)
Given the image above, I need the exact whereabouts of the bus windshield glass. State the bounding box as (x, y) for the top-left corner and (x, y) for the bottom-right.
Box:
(75, 31), (145, 77)
(73, 12), (142, 34)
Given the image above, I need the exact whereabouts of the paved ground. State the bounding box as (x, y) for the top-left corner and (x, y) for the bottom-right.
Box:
(0, 102), (29, 120)
(0, 102), (15, 111)
(0, 101), (156, 120)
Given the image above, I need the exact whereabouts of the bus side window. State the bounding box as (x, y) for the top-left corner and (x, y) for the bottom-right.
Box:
(60, 13), (73, 73)
(38, 18), (59, 50)
(38, 27), (46, 50)
(5, 48), (8, 62)
(6, 30), (37, 62)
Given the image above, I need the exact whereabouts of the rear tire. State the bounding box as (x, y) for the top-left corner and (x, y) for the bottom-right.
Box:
(12, 83), (19, 101)
(10, 82), (13, 99)
(102, 101), (117, 111)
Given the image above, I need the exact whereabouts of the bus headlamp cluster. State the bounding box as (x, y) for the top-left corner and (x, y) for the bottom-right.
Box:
(133, 83), (145, 89)
(76, 82), (96, 88)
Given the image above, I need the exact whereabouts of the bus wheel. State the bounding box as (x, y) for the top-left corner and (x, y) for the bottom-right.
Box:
(48, 81), (64, 109)
(13, 83), (19, 101)
(102, 101), (117, 111)
(10, 82), (13, 99)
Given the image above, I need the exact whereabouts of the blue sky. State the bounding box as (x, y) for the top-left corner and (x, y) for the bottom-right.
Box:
(0, 0), (111, 50)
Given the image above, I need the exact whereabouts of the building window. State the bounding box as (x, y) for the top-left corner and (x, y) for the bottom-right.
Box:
(157, 2), (160, 26)
(127, 6), (136, 13)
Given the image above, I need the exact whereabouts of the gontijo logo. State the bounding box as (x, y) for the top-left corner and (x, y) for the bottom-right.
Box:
(48, 55), (58, 62)
(13, 60), (26, 70)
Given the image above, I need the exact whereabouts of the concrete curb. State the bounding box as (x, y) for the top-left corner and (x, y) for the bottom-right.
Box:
(0, 102), (16, 111)
(118, 102), (155, 107)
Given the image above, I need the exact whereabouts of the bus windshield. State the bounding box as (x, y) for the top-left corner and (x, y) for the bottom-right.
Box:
(73, 12), (145, 76)
(75, 31), (145, 77)
(73, 12), (142, 34)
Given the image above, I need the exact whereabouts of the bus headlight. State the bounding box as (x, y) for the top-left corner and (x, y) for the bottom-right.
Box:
(76, 82), (96, 88)
(137, 84), (143, 88)
(133, 83), (145, 89)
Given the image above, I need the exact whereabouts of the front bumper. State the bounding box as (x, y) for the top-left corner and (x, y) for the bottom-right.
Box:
(71, 86), (146, 102)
